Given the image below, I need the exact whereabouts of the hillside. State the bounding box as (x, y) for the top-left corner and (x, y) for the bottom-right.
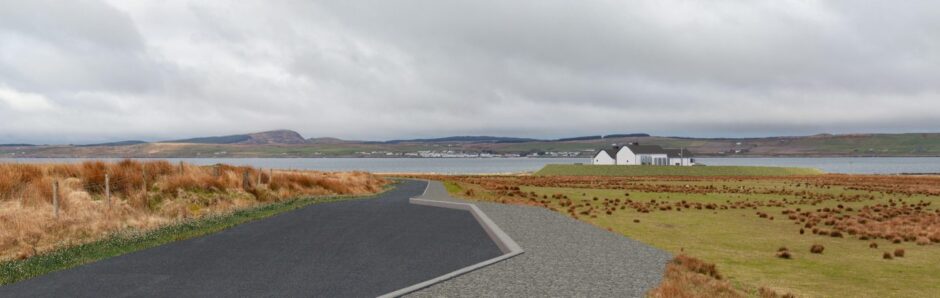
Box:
(165, 130), (307, 145)
(384, 136), (540, 144)
(2, 132), (939, 158)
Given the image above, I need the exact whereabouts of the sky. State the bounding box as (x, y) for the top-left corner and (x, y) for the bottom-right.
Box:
(1, 0), (939, 144)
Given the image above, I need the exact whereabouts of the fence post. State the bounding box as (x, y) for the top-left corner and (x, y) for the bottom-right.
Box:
(142, 167), (148, 192)
(214, 165), (220, 177)
(52, 180), (59, 218)
(242, 171), (251, 190)
(106, 174), (111, 209)
(269, 169), (274, 184)
(257, 168), (263, 186)
(179, 161), (184, 175)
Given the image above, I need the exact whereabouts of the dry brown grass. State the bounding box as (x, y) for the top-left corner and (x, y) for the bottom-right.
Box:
(0, 160), (387, 261)
(648, 254), (797, 298)
(810, 244), (825, 254)
(648, 254), (741, 298)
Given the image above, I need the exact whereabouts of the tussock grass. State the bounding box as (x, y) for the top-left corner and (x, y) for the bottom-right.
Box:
(648, 254), (740, 298)
(0, 160), (386, 262)
(418, 173), (940, 297)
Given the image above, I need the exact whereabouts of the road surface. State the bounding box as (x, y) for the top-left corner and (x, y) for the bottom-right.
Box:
(409, 181), (670, 297)
(1, 180), (501, 297)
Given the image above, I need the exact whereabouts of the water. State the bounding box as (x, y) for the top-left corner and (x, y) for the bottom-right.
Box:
(0, 158), (587, 174)
(2, 157), (939, 174)
(696, 157), (940, 174)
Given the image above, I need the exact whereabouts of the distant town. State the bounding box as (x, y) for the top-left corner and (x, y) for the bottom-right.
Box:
(3, 129), (939, 158)
(353, 150), (588, 158)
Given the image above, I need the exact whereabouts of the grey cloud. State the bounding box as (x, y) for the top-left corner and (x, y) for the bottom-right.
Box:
(0, 0), (939, 143)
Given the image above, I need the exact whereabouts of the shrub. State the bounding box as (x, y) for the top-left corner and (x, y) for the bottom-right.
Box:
(759, 287), (796, 298)
(894, 248), (905, 257)
(810, 244), (825, 254)
(648, 255), (741, 298)
(672, 254), (722, 280)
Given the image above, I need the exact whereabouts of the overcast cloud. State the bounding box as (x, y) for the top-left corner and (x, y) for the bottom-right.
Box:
(1, 0), (939, 143)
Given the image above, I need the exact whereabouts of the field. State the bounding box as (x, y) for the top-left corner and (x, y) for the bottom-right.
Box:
(0, 160), (387, 262)
(536, 164), (823, 177)
(419, 174), (940, 297)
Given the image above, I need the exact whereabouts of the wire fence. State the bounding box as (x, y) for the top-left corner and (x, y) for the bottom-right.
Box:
(1, 162), (307, 219)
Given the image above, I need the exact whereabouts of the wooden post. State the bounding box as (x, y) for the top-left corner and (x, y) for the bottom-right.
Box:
(179, 161), (184, 175)
(242, 171), (251, 190)
(142, 167), (147, 191)
(214, 165), (220, 177)
(105, 174), (111, 209)
(257, 168), (262, 186)
(269, 168), (274, 184)
(52, 180), (59, 218)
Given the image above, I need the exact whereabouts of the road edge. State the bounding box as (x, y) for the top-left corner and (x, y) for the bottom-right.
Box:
(377, 181), (524, 298)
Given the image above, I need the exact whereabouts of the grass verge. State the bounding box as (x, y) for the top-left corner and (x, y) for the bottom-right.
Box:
(427, 175), (940, 297)
(0, 185), (394, 285)
(535, 164), (823, 177)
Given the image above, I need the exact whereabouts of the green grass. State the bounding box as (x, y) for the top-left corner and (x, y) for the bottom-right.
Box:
(527, 185), (939, 297)
(0, 185), (396, 285)
(535, 164), (823, 176)
(443, 181), (463, 194)
(444, 177), (940, 297)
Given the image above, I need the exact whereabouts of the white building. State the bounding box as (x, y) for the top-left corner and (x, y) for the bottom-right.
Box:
(592, 144), (695, 166)
(592, 148), (617, 165)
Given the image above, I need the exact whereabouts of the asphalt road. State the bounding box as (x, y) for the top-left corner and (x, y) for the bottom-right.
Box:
(0, 180), (502, 298)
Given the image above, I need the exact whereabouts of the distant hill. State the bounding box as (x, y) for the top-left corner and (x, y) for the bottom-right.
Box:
(241, 130), (308, 144)
(165, 130), (307, 145)
(3, 131), (939, 158)
(384, 136), (540, 144)
(164, 134), (250, 144)
(381, 134), (653, 144)
(78, 140), (147, 147)
(307, 137), (359, 144)
(603, 133), (651, 139)
(554, 133), (649, 142)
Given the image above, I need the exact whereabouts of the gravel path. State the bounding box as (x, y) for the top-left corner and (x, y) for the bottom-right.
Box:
(409, 181), (671, 297)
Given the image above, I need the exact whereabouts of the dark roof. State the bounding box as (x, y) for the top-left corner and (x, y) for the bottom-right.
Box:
(596, 145), (695, 158)
(595, 147), (619, 158)
(664, 148), (695, 158)
(624, 145), (668, 154)
(624, 145), (695, 157)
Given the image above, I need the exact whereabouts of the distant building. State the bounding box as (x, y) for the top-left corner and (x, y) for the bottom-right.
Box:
(591, 143), (695, 166)
(592, 148), (617, 165)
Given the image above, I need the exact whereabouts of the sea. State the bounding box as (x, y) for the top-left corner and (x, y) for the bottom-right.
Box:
(2, 157), (940, 175)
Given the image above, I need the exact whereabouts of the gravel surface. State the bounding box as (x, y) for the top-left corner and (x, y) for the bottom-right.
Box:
(409, 181), (671, 297)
